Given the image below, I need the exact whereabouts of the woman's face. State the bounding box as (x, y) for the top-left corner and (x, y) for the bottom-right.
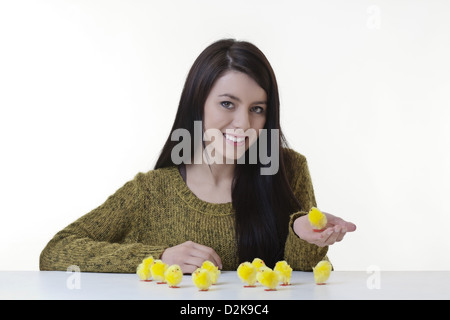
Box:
(203, 70), (267, 163)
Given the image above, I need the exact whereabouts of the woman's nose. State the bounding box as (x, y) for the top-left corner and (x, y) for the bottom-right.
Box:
(232, 108), (251, 131)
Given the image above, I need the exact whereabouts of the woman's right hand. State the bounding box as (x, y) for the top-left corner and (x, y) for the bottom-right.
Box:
(160, 241), (222, 274)
(293, 212), (356, 247)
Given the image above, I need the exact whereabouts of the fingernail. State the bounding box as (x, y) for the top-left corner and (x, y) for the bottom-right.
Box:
(327, 230), (333, 235)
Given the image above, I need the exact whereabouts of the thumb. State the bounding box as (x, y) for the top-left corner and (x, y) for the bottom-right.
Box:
(326, 213), (357, 232)
(344, 221), (357, 232)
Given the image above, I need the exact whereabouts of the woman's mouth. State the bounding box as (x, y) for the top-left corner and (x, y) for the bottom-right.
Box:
(223, 133), (246, 146)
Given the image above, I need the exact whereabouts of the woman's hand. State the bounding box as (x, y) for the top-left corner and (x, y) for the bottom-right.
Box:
(160, 241), (222, 274)
(293, 212), (356, 247)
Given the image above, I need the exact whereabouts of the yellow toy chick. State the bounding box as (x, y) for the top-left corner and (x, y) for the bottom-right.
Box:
(308, 207), (327, 232)
(201, 260), (221, 285)
(256, 266), (279, 291)
(237, 262), (258, 287)
(274, 260), (292, 286)
(136, 255), (154, 281)
(150, 259), (168, 284)
(192, 267), (213, 291)
(251, 258), (266, 271)
(313, 260), (332, 285)
(164, 264), (183, 288)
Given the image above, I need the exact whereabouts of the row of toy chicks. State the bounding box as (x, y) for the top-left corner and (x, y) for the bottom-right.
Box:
(136, 256), (221, 291)
(238, 258), (332, 291)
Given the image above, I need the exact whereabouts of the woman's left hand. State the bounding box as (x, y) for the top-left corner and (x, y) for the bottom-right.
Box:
(293, 212), (357, 247)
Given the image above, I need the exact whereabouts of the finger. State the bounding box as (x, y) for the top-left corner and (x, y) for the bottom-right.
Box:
(335, 226), (347, 242)
(328, 226), (343, 245)
(185, 255), (208, 270)
(321, 228), (338, 245)
(317, 227), (341, 246)
(192, 242), (223, 269)
(310, 228), (333, 247)
(179, 263), (198, 275)
(326, 214), (357, 232)
(345, 222), (357, 232)
(181, 241), (222, 270)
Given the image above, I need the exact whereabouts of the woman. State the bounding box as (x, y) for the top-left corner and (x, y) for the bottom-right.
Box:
(40, 39), (356, 273)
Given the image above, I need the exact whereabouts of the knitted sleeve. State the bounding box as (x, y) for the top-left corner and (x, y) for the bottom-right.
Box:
(39, 174), (165, 273)
(282, 149), (329, 271)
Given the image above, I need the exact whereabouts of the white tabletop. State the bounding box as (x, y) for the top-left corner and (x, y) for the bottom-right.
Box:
(1, 271), (449, 300)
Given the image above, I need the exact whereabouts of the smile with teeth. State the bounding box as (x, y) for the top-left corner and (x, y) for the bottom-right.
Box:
(224, 133), (246, 144)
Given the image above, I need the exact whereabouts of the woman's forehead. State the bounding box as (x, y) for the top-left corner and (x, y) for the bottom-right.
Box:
(209, 71), (267, 103)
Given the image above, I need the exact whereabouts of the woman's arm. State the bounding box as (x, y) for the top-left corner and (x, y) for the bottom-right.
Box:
(282, 150), (356, 270)
(39, 175), (165, 273)
(282, 151), (328, 270)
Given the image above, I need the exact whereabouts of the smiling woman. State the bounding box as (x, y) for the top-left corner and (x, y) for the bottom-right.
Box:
(39, 39), (356, 274)
(203, 71), (267, 164)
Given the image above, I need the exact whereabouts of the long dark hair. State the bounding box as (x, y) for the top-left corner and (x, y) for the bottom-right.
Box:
(154, 39), (302, 267)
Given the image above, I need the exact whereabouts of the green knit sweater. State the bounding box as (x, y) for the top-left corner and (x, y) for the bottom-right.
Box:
(39, 149), (328, 273)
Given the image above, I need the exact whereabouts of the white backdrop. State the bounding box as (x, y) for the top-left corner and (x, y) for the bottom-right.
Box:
(1, 0), (449, 271)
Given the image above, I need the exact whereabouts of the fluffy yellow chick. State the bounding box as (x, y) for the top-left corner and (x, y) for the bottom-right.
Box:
(256, 266), (279, 291)
(251, 258), (266, 271)
(274, 260), (292, 286)
(201, 260), (221, 285)
(136, 255), (154, 281)
(237, 262), (258, 287)
(164, 264), (183, 288)
(308, 207), (327, 232)
(313, 260), (332, 285)
(150, 259), (168, 284)
(192, 267), (213, 291)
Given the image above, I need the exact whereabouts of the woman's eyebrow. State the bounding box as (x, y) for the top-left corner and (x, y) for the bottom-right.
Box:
(219, 93), (241, 102)
(218, 93), (266, 105)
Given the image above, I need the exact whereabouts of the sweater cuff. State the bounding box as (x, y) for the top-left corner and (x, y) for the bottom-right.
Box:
(289, 211), (307, 239)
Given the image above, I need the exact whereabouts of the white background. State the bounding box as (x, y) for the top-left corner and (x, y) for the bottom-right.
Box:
(1, 0), (449, 271)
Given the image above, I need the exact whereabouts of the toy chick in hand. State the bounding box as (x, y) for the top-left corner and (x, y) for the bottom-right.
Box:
(308, 207), (327, 232)
(293, 208), (357, 247)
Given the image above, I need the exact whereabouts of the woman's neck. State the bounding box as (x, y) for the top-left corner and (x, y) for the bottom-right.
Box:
(184, 162), (235, 203)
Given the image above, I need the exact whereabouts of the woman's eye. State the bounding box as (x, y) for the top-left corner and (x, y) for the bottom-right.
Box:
(251, 106), (265, 114)
(221, 101), (233, 109)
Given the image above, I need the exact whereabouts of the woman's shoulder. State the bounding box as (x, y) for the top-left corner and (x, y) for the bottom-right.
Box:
(282, 147), (307, 167)
(132, 166), (181, 190)
(136, 165), (177, 178)
(281, 148), (312, 186)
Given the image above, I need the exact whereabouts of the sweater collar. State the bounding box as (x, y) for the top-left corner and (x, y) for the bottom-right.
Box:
(167, 166), (234, 216)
